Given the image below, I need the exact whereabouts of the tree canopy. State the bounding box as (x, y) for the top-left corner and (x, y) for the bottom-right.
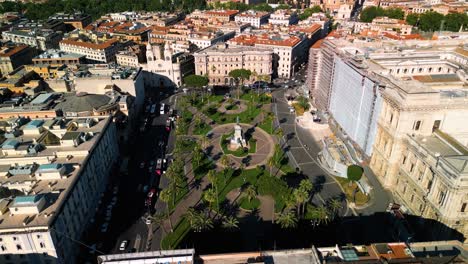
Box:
(299, 6), (322, 20)
(418, 11), (445, 32)
(183, 74), (208, 88)
(347, 165), (363, 182)
(359, 7), (404, 22)
(405, 11), (467, 32)
(229, 69), (252, 84)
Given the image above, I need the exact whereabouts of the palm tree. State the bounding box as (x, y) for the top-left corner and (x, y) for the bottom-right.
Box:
(276, 211), (298, 229)
(314, 205), (331, 225)
(293, 188), (308, 218)
(284, 193), (296, 211)
(244, 185), (257, 202)
(299, 179), (313, 193)
(185, 207), (199, 228)
(328, 198), (343, 219)
(192, 149), (202, 167)
(275, 127), (284, 141)
(222, 216), (239, 231)
(150, 212), (167, 233)
(207, 170), (219, 209)
(159, 188), (174, 232)
(200, 134), (209, 149)
(203, 188), (217, 210)
(220, 154), (230, 183)
(195, 213), (214, 232)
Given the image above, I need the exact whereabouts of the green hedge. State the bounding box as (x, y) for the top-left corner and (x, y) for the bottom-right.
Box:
(160, 217), (190, 250)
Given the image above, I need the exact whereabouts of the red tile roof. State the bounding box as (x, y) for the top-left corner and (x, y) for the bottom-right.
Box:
(60, 39), (119, 50)
(230, 34), (301, 47)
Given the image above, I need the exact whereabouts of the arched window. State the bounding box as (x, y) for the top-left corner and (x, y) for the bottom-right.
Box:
(438, 67), (442, 72)
(428, 67), (432, 73)
(403, 69), (407, 74)
(418, 68), (423, 73)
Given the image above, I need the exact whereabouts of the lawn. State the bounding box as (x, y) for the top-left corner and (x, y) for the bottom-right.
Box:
(160, 217), (190, 250)
(334, 177), (369, 206)
(176, 138), (196, 153)
(256, 173), (291, 212)
(239, 197), (260, 210)
(218, 169), (260, 203)
(193, 122), (212, 136)
(192, 155), (215, 180)
(258, 115), (274, 135)
(168, 184), (189, 212)
(176, 109), (193, 135)
(272, 144), (296, 174)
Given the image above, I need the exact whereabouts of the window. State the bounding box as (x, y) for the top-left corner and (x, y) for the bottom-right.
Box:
(1, 245), (6, 251)
(438, 190), (446, 205)
(389, 113), (393, 124)
(36, 235), (41, 239)
(16, 244), (22, 250)
(13, 237), (17, 241)
(418, 68), (423, 73)
(461, 203), (467, 212)
(40, 242), (46, 248)
(410, 163), (415, 173)
(410, 194), (414, 202)
(413, 120), (421, 131)
(402, 156), (407, 165)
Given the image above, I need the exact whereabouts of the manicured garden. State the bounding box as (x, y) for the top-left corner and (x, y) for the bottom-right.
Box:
(220, 133), (257, 157)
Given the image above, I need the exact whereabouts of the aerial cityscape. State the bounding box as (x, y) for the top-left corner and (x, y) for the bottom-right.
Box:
(0, 0), (466, 263)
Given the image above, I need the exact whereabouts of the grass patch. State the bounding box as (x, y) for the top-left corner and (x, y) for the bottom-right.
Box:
(334, 177), (369, 206)
(176, 138), (196, 153)
(272, 144), (295, 174)
(225, 103), (239, 111)
(239, 197), (260, 210)
(193, 122), (211, 136)
(192, 155), (215, 180)
(168, 184), (189, 212)
(218, 169), (260, 203)
(257, 174), (291, 212)
(161, 217), (190, 250)
(292, 103), (305, 116)
(258, 116), (274, 135)
(176, 109), (193, 135)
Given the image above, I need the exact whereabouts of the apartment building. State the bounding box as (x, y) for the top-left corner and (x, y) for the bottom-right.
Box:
(228, 33), (311, 78)
(188, 30), (236, 49)
(2, 30), (63, 51)
(59, 39), (122, 63)
(0, 44), (35, 76)
(189, 10), (239, 22)
(49, 12), (92, 30)
(352, 16), (413, 36)
(194, 43), (273, 85)
(116, 44), (146, 68)
(0, 116), (119, 264)
(235, 10), (270, 28)
(32, 50), (86, 66)
(268, 10), (299, 26)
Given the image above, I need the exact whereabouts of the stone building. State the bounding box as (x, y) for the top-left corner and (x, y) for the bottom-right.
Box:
(194, 43), (273, 85)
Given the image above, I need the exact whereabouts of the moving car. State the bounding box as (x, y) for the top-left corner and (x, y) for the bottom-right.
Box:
(119, 240), (129, 251)
(155, 159), (163, 175)
(160, 103), (165, 115)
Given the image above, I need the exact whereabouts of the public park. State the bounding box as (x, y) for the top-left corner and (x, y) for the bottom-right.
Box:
(148, 72), (376, 252)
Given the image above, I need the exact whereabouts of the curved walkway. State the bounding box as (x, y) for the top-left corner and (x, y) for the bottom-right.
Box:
(226, 188), (274, 221)
(206, 123), (275, 169)
(218, 99), (248, 115)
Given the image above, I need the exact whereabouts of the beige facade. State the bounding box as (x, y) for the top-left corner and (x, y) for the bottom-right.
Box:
(367, 45), (468, 240)
(194, 43), (273, 85)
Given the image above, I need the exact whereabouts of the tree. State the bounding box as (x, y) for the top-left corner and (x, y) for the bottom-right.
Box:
(220, 154), (230, 171)
(244, 185), (257, 202)
(184, 74), (208, 89)
(299, 179), (313, 193)
(275, 127), (284, 141)
(347, 165), (363, 183)
(192, 146), (203, 167)
(200, 134), (209, 149)
(193, 213), (213, 231)
(293, 188), (308, 218)
(203, 188), (217, 209)
(267, 156), (275, 177)
(276, 211), (298, 229)
(419, 11), (445, 32)
(360, 6), (385, 22)
(185, 207), (199, 229)
(299, 6), (322, 20)
(296, 96), (310, 111)
(229, 69), (252, 99)
(150, 212), (167, 233)
(222, 216), (239, 231)
(251, 3), (273, 12)
(406, 13), (419, 26)
(159, 188), (174, 232)
(384, 8), (404, 20)
(444, 13), (468, 32)
(328, 198), (343, 219)
(313, 205), (330, 225)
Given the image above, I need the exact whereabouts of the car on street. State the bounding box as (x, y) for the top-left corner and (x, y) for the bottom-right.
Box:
(150, 104), (156, 115)
(119, 240), (129, 251)
(145, 217), (152, 225)
(155, 159), (163, 175)
(160, 103), (165, 115)
(165, 119), (171, 131)
(139, 162), (145, 169)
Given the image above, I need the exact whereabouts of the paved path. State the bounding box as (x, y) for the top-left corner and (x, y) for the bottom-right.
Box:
(218, 99), (248, 114)
(207, 123), (275, 169)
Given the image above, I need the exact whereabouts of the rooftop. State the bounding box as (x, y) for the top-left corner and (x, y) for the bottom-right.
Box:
(0, 45), (28, 58)
(229, 33), (302, 47)
(0, 117), (111, 230)
(34, 49), (85, 60)
(60, 38), (119, 50)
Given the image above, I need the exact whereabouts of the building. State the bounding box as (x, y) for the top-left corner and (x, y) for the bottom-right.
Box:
(352, 16), (413, 36)
(2, 30), (63, 51)
(11, 19), (66, 33)
(96, 241), (468, 263)
(0, 44), (35, 76)
(0, 67), (46, 95)
(59, 39), (122, 63)
(189, 10), (239, 22)
(235, 10), (271, 28)
(49, 12), (92, 30)
(143, 42), (194, 87)
(0, 116), (119, 264)
(32, 49), (86, 66)
(116, 44), (146, 68)
(298, 13), (331, 38)
(188, 30), (236, 50)
(194, 42), (273, 85)
(25, 64), (68, 79)
(0, 92), (59, 119)
(228, 32), (313, 78)
(268, 10), (299, 26)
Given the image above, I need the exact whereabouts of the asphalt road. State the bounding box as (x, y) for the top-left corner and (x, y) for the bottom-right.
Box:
(78, 89), (176, 263)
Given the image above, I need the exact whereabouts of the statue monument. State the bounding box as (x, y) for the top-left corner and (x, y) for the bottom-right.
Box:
(230, 116), (246, 149)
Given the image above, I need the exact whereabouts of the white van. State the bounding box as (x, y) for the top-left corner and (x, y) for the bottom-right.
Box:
(160, 103), (165, 115)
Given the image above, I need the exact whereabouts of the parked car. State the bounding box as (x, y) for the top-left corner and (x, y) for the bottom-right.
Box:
(119, 240), (129, 251)
(165, 119), (171, 131)
(155, 159), (163, 175)
(100, 223), (109, 233)
(145, 217), (152, 225)
(160, 103), (165, 115)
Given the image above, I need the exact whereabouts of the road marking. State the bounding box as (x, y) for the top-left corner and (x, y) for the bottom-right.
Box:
(134, 234), (141, 251)
(297, 161), (316, 166)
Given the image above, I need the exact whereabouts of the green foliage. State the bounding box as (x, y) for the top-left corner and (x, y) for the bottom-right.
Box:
(161, 217), (190, 249)
(4, 0), (206, 20)
(444, 13), (468, 32)
(360, 6), (404, 22)
(347, 165), (363, 182)
(239, 197), (260, 210)
(276, 211), (298, 229)
(229, 69), (252, 85)
(406, 13), (419, 26)
(276, 4), (290, 10)
(251, 3), (273, 12)
(211, 1), (249, 11)
(296, 96), (310, 111)
(418, 11), (445, 32)
(183, 74), (209, 88)
(257, 174), (291, 212)
(220, 134), (256, 157)
(299, 6), (322, 20)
